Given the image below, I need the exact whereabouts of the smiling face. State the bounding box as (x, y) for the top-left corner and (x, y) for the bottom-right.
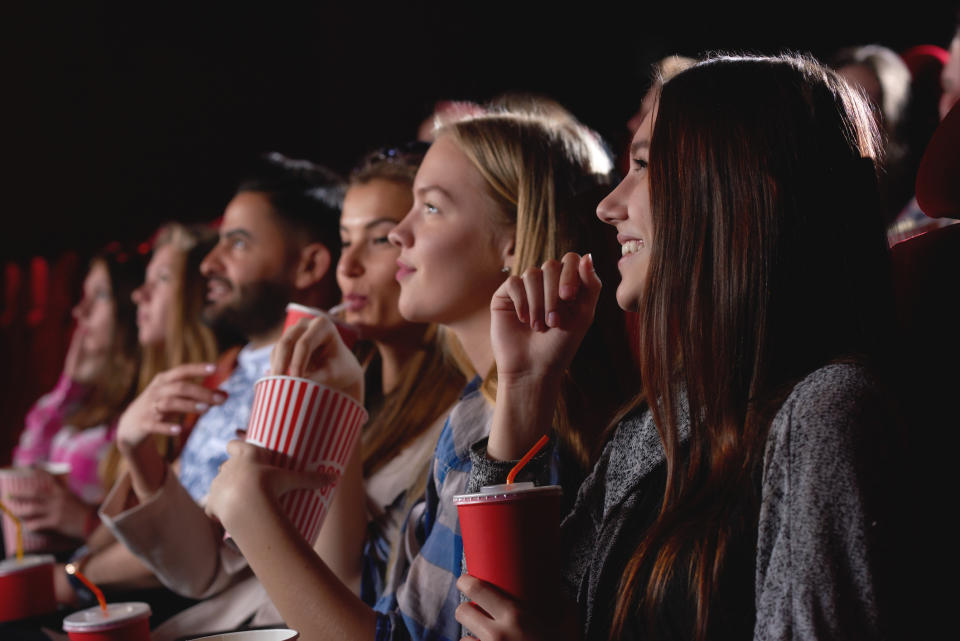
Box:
(387, 135), (513, 328)
(597, 107), (655, 311)
(73, 260), (116, 354)
(199, 191), (295, 339)
(337, 178), (420, 340)
(132, 243), (177, 347)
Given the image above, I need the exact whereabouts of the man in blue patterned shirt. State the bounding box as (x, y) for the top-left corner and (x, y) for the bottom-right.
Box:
(63, 155), (345, 618)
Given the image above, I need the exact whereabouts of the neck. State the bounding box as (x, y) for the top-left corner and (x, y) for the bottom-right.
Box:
(247, 322), (284, 350)
(447, 307), (494, 379)
(375, 332), (423, 395)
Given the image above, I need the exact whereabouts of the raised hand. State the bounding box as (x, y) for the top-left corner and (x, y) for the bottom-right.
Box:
(491, 253), (601, 384)
(270, 315), (364, 404)
(486, 253), (602, 460)
(116, 362), (225, 453)
(205, 439), (336, 533)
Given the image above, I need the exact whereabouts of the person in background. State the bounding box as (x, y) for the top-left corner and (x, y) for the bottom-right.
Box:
(7, 247), (141, 545)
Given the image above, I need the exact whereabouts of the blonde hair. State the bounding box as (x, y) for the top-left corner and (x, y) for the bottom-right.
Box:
(437, 111), (635, 468)
(99, 224), (221, 488)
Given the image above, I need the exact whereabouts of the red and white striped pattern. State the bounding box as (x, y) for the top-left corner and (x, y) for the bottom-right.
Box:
(0, 470), (57, 557)
(245, 376), (367, 545)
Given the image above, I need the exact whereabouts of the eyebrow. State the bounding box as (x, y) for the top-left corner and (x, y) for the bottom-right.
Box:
(415, 184), (455, 203)
(630, 140), (650, 156)
(340, 217), (398, 232)
(222, 228), (253, 241)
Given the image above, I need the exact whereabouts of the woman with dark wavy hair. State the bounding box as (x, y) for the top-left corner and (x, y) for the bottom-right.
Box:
(457, 54), (897, 641)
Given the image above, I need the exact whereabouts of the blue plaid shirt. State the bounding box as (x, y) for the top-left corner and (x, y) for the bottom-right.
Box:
(373, 377), (491, 641)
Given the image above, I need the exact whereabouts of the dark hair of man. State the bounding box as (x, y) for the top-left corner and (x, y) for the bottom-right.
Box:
(236, 152), (346, 267)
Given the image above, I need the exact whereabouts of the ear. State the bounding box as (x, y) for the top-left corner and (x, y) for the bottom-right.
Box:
(499, 233), (516, 272)
(293, 242), (332, 290)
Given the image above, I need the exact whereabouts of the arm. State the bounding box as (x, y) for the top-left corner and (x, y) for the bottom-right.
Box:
(754, 364), (885, 640)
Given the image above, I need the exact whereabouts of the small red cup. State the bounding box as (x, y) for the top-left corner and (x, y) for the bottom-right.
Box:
(235, 375), (367, 547)
(0, 463), (73, 556)
(0, 554), (57, 622)
(454, 482), (564, 607)
(283, 303), (358, 349)
(62, 602), (151, 641)
(188, 629), (299, 641)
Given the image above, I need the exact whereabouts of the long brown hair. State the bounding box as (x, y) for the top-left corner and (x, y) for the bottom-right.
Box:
(440, 111), (638, 469)
(611, 55), (892, 639)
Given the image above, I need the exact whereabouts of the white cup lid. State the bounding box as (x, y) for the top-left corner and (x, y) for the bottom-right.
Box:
(286, 302), (323, 316)
(0, 554), (55, 575)
(453, 482), (562, 504)
(62, 602), (151, 632)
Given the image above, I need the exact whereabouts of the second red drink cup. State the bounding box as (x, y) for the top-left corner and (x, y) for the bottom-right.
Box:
(454, 482), (563, 608)
(62, 602), (151, 641)
(283, 303), (358, 349)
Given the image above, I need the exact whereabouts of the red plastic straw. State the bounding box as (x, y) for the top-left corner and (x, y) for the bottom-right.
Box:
(506, 435), (550, 485)
(66, 565), (108, 613)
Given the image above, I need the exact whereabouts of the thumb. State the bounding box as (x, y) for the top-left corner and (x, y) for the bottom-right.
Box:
(266, 466), (339, 496)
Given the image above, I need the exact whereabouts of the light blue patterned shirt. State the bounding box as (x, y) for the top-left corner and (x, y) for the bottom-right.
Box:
(178, 343), (273, 504)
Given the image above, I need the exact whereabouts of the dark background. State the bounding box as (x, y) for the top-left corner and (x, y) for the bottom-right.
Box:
(3, 1), (958, 259)
(1, 1), (958, 456)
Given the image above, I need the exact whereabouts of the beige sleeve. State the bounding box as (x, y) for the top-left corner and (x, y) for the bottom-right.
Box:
(98, 469), (250, 599)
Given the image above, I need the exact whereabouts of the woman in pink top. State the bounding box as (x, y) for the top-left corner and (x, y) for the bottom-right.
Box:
(9, 247), (142, 542)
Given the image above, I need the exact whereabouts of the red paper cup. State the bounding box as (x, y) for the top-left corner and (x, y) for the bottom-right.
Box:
(454, 482), (563, 606)
(283, 303), (358, 349)
(0, 463), (73, 557)
(241, 375), (367, 546)
(62, 602), (151, 641)
(188, 629), (299, 641)
(0, 554), (57, 622)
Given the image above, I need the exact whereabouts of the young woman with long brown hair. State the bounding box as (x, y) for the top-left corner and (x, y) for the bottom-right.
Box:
(456, 54), (897, 641)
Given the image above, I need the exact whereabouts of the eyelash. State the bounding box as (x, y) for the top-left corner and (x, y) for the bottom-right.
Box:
(633, 158), (648, 171)
(425, 203), (439, 214)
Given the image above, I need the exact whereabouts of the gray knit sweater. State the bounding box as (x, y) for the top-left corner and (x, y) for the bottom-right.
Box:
(470, 363), (887, 640)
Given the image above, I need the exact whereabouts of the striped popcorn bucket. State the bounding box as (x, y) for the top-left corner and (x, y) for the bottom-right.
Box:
(0, 463), (72, 558)
(243, 375), (367, 546)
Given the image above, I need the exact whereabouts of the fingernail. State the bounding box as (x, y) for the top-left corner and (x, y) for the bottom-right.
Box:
(170, 425), (182, 434)
(534, 319), (546, 332)
(585, 253), (595, 270)
(213, 392), (227, 403)
(204, 363), (216, 373)
(196, 403), (210, 412)
(547, 311), (558, 327)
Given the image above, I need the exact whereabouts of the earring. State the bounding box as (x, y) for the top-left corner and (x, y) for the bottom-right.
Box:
(501, 266), (511, 274)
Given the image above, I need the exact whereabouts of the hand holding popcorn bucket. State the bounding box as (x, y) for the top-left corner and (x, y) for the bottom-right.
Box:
(227, 375), (367, 547)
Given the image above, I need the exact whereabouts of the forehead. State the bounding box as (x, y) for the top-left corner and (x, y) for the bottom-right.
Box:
(148, 243), (177, 270)
(340, 179), (412, 227)
(221, 191), (285, 237)
(630, 106), (656, 150)
(413, 135), (488, 200)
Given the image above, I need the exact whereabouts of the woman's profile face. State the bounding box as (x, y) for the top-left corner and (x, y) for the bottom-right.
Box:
(337, 178), (420, 341)
(132, 243), (177, 347)
(388, 135), (513, 327)
(73, 261), (116, 354)
(597, 108), (655, 311)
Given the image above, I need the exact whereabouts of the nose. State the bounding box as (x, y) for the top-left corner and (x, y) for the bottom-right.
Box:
(337, 244), (365, 279)
(388, 211), (414, 249)
(131, 283), (147, 305)
(72, 297), (89, 321)
(199, 242), (223, 277)
(596, 178), (629, 226)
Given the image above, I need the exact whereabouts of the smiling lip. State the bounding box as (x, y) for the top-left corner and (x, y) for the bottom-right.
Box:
(395, 261), (415, 281)
(206, 278), (232, 302)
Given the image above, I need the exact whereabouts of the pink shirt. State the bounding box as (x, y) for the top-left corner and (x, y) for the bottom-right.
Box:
(12, 374), (115, 503)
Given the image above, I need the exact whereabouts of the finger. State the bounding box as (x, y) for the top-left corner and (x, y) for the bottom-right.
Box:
(522, 266), (546, 331)
(494, 275), (529, 325)
(454, 601), (494, 640)
(558, 252), (583, 301)
(159, 362), (218, 384)
(290, 317), (336, 378)
(270, 320), (308, 375)
(266, 466), (338, 496)
(165, 382), (228, 406)
(541, 259), (562, 328)
(141, 422), (183, 437)
(154, 397), (216, 415)
(225, 439), (264, 460)
(456, 574), (515, 620)
(579, 253), (602, 304)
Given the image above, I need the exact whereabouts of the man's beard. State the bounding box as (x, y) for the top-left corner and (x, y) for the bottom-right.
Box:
(202, 277), (291, 341)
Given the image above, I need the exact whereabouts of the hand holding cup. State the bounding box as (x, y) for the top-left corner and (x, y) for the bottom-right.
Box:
(3, 468), (93, 539)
